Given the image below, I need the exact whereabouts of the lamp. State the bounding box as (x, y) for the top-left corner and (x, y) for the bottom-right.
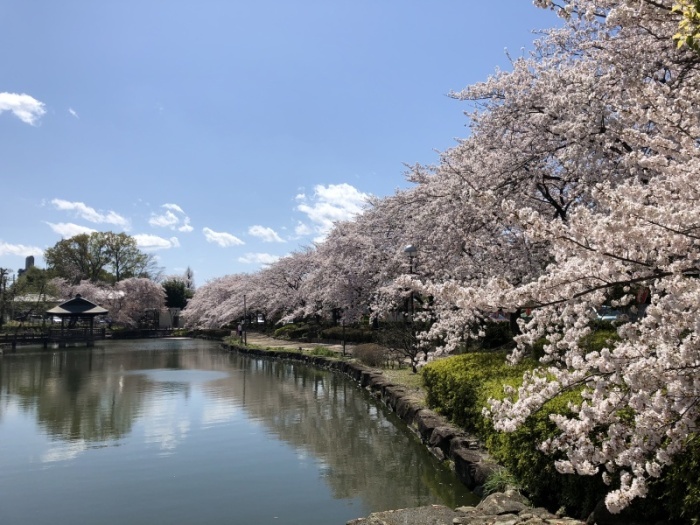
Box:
(403, 244), (417, 274)
(403, 244), (417, 322)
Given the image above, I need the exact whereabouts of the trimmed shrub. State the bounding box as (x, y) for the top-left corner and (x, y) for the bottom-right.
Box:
(423, 352), (606, 517)
(274, 323), (312, 340)
(579, 327), (619, 352)
(422, 352), (534, 431)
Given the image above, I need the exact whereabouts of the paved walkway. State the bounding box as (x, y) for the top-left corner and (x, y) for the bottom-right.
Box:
(237, 331), (356, 355)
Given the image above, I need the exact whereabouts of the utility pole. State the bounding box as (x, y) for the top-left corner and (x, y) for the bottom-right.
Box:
(0, 268), (9, 329)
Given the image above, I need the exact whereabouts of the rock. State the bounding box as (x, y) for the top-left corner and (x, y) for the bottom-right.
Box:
(451, 446), (497, 488)
(347, 505), (462, 525)
(429, 425), (459, 457)
(476, 490), (531, 515)
(394, 395), (420, 421)
(431, 446), (446, 461)
(415, 410), (445, 441)
(493, 516), (520, 525)
(351, 492), (589, 525)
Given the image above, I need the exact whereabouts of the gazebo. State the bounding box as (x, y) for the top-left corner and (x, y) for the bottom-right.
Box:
(46, 294), (108, 347)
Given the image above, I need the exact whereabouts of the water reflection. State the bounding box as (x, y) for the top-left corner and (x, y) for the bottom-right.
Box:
(0, 339), (476, 524)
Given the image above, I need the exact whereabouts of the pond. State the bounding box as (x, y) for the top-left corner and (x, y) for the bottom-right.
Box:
(0, 338), (476, 524)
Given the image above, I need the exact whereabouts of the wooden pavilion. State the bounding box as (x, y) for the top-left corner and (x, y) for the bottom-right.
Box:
(46, 294), (108, 347)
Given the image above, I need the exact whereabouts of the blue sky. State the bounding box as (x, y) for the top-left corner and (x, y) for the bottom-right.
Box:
(1, 1), (558, 284)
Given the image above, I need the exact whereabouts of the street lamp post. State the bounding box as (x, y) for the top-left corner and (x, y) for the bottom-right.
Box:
(403, 245), (417, 323)
(243, 294), (247, 346)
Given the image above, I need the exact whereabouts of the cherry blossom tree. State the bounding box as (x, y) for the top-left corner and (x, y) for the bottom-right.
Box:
(49, 277), (165, 327)
(109, 278), (166, 327)
(402, 0), (700, 513)
(253, 248), (317, 323)
(181, 273), (250, 328)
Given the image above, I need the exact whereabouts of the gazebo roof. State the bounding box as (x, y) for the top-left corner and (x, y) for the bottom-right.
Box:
(46, 294), (108, 317)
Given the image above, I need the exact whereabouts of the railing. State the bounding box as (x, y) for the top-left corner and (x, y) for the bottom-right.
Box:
(0, 328), (107, 349)
(0, 328), (178, 350)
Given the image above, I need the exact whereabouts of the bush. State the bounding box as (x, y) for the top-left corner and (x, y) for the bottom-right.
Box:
(579, 327), (619, 352)
(309, 346), (337, 357)
(483, 391), (606, 519)
(645, 433), (700, 523)
(353, 343), (389, 367)
(422, 352), (534, 431)
(274, 323), (313, 340)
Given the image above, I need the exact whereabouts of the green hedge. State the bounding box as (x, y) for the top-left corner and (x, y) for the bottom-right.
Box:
(274, 322), (375, 343)
(422, 352), (534, 431)
(274, 323), (316, 340)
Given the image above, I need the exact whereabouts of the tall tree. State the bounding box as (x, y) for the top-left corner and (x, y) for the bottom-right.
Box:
(183, 266), (195, 292)
(162, 278), (188, 309)
(44, 233), (107, 283)
(103, 232), (149, 283)
(44, 232), (151, 284)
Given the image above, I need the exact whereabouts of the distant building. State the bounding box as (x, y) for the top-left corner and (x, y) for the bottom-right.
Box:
(17, 255), (35, 277)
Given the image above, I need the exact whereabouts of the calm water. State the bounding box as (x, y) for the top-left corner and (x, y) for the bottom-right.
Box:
(0, 338), (476, 525)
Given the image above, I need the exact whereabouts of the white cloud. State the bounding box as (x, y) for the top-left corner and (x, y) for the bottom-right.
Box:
(51, 199), (129, 228)
(237, 253), (281, 265)
(295, 183), (369, 238)
(178, 217), (193, 233)
(203, 227), (244, 247)
(294, 222), (312, 236)
(248, 225), (285, 243)
(68, 108), (79, 119)
(0, 92), (46, 125)
(149, 203), (193, 232)
(149, 210), (179, 228)
(133, 234), (180, 251)
(46, 222), (97, 237)
(162, 203), (184, 213)
(0, 241), (43, 257)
